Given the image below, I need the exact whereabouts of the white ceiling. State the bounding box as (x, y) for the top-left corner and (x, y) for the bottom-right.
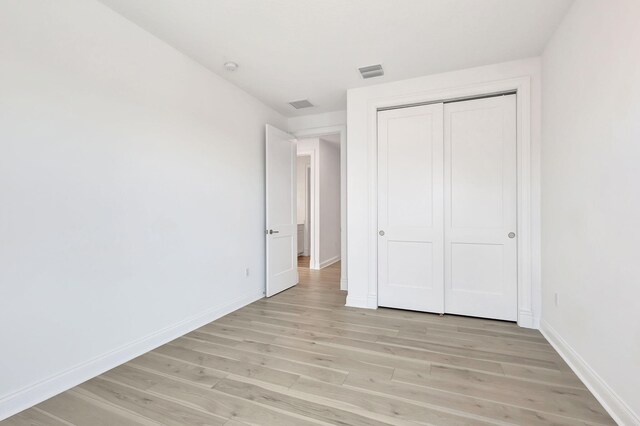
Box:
(98, 0), (573, 117)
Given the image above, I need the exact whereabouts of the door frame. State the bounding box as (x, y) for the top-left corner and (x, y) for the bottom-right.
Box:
(366, 77), (536, 328)
(294, 125), (347, 291)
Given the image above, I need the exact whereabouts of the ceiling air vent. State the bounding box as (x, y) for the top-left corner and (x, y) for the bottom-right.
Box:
(358, 64), (384, 79)
(289, 99), (314, 109)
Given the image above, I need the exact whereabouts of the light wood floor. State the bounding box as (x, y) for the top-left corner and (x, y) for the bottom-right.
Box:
(3, 262), (614, 425)
(297, 255), (310, 268)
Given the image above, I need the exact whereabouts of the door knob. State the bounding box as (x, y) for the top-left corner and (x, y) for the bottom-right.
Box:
(508, 232), (516, 238)
(379, 230), (385, 236)
(269, 229), (280, 234)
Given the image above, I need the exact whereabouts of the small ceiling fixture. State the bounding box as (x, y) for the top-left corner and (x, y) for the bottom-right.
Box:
(224, 61), (239, 72)
(289, 99), (314, 109)
(358, 64), (384, 79)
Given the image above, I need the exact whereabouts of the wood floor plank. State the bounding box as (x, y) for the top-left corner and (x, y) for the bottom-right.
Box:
(35, 390), (151, 426)
(290, 376), (496, 426)
(193, 317), (419, 375)
(343, 373), (593, 426)
(3, 261), (614, 426)
(392, 368), (615, 425)
(155, 343), (300, 388)
(129, 351), (227, 388)
(376, 334), (563, 370)
(398, 328), (557, 355)
(100, 365), (323, 426)
(214, 378), (396, 426)
(233, 339), (398, 379)
(0, 408), (72, 426)
(223, 311), (382, 342)
(176, 335), (349, 384)
(216, 313), (505, 374)
(77, 376), (227, 426)
(241, 308), (401, 337)
(222, 420), (250, 426)
(223, 375), (419, 426)
(500, 363), (587, 389)
(429, 365), (593, 397)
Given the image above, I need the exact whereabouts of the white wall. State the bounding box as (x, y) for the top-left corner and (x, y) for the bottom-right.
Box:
(346, 58), (542, 325)
(0, 0), (285, 419)
(540, 1), (640, 423)
(296, 155), (310, 255)
(296, 156), (310, 225)
(318, 139), (341, 267)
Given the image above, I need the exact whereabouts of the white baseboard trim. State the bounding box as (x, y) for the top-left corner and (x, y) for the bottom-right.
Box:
(367, 295), (378, 308)
(340, 278), (348, 291)
(540, 321), (639, 426)
(345, 294), (377, 309)
(0, 289), (264, 421)
(319, 255), (340, 269)
(345, 295), (371, 309)
(517, 310), (539, 329)
(309, 256), (320, 270)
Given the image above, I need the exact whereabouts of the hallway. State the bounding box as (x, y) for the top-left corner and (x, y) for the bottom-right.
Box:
(4, 262), (613, 425)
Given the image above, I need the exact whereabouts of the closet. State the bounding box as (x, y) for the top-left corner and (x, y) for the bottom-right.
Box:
(377, 94), (517, 321)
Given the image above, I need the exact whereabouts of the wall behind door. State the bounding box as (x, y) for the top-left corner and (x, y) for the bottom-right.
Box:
(296, 156), (310, 225)
(318, 138), (341, 267)
(0, 0), (285, 417)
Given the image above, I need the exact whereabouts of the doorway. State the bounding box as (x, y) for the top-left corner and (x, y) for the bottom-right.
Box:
(265, 124), (344, 298)
(377, 94), (518, 321)
(296, 135), (341, 272)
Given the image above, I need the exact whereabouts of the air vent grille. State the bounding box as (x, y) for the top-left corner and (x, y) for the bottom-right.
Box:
(358, 64), (384, 79)
(289, 99), (314, 109)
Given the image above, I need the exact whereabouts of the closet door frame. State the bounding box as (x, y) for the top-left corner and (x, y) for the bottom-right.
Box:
(367, 77), (536, 328)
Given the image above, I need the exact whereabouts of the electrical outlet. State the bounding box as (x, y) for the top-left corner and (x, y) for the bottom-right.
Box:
(245, 268), (250, 277)
(554, 293), (560, 307)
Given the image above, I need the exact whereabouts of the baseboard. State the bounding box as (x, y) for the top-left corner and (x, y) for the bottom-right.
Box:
(319, 255), (340, 269)
(340, 278), (348, 291)
(0, 289), (264, 421)
(540, 321), (639, 426)
(345, 294), (377, 309)
(345, 295), (368, 308)
(366, 295), (378, 308)
(517, 310), (539, 329)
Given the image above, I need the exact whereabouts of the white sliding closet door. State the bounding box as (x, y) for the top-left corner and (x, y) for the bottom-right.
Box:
(378, 104), (445, 313)
(443, 95), (517, 321)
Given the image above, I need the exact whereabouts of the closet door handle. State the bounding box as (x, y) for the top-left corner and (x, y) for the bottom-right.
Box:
(379, 230), (385, 236)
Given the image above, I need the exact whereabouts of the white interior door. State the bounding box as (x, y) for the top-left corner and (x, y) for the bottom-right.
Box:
(266, 124), (298, 297)
(444, 95), (517, 320)
(377, 104), (445, 313)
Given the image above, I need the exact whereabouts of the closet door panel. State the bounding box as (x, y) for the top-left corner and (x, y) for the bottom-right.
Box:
(444, 95), (518, 320)
(377, 104), (444, 313)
